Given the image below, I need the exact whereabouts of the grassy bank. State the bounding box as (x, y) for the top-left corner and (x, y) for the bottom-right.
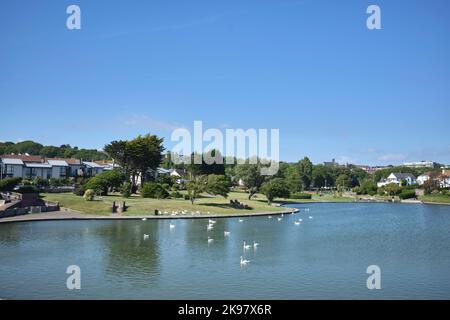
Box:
(41, 191), (286, 216)
(420, 194), (450, 204)
(276, 193), (355, 204)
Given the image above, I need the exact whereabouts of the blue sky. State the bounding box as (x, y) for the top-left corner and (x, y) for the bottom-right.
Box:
(1, 0), (449, 165)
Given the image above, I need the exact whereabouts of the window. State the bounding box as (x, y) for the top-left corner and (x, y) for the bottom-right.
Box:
(60, 166), (67, 177)
(6, 165), (14, 175)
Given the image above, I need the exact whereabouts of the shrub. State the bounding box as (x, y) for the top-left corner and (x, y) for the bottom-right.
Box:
(399, 189), (416, 200)
(140, 183), (169, 199)
(0, 177), (22, 192)
(162, 183), (170, 191)
(17, 185), (40, 194)
(84, 169), (125, 195)
(290, 193), (312, 200)
(83, 189), (95, 201)
(184, 194), (190, 201)
(170, 191), (183, 199)
(73, 184), (86, 196)
(121, 182), (131, 198)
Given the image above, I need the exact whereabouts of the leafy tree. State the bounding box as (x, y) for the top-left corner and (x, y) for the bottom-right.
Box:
(385, 183), (401, 196)
(312, 165), (334, 189)
(235, 162), (266, 199)
(186, 176), (206, 205)
(298, 157), (313, 189)
(261, 178), (290, 204)
(336, 174), (352, 191)
(205, 174), (230, 198)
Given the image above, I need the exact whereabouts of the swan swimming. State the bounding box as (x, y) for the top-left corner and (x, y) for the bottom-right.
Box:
(238, 219), (244, 223)
(142, 218), (147, 221)
(169, 224), (175, 229)
(253, 241), (259, 248)
(294, 221), (301, 226)
(243, 241), (251, 250)
(224, 231), (230, 236)
(240, 256), (250, 266)
(277, 217), (282, 221)
(143, 234), (149, 240)
(207, 224), (214, 231)
(208, 237), (214, 244)
(208, 219), (217, 224)
(309, 216), (313, 219)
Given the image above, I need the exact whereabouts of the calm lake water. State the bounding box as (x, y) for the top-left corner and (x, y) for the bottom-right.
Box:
(1, 203), (450, 300)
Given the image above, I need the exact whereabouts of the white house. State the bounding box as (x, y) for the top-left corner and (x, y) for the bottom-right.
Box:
(23, 163), (53, 180)
(0, 158), (24, 178)
(47, 160), (69, 179)
(417, 173), (431, 186)
(82, 161), (104, 176)
(377, 173), (417, 187)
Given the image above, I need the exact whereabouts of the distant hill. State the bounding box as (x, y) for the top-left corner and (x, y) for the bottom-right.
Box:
(0, 140), (107, 161)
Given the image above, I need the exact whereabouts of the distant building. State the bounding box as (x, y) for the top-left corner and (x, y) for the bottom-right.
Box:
(355, 165), (385, 174)
(377, 173), (417, 187)
(0, 155), (108, 180)
(417, 173), (431, 185)
(403, 161), (438, 168)
(324, 159), (341, 167)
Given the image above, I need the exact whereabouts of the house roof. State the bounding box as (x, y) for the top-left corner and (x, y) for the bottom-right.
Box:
(83, 161), (103, 168)
(392, 173), (416, 179)
(1, 158), (24, 165)
(0, 154), (43, 163)
(25, 163), (52, 168)
(47, 158), (82, 165)
(170, 169), (186, 176)
(47, 160), (69, 167)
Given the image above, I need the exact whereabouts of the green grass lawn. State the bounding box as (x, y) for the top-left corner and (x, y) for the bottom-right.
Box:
(41, 191), (286, 216)
(420, 194), (450, 204)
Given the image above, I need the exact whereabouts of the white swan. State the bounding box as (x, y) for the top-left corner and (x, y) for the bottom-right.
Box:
(208, 237), (214, 244)
(207, 224), (214, 231)
(142, 218), (147, 221)
(240, 256), (250, 266)
(309, 216), (313, 219)
(224, 231), (230, 236)
(298, 218), (303, 222)
(243, 241), (251, 250)
(268, 215), (272, 219)
(277, 217), (282, 221)
(208, 219), (217, 224)
(294, 221), (300, 226)
(253, 241), (259, 248)
(169, 223), (175, 229)
(143, 234), (149, 240)
(238, 219), (244, 223)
